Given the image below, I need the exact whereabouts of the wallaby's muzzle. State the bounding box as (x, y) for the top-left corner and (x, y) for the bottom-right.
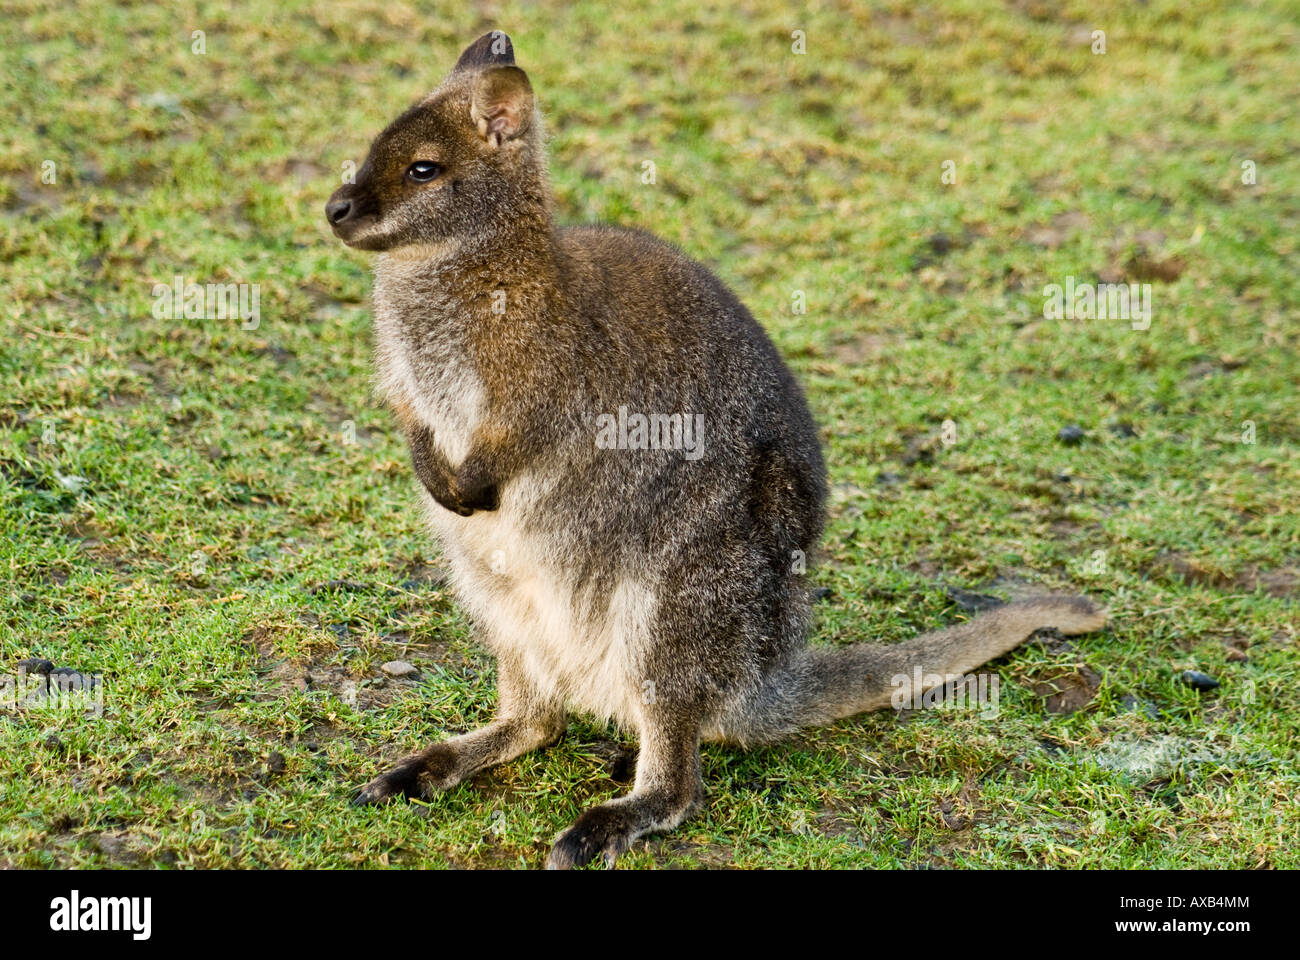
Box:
(324, 196), (353, 226)
(324, 179), (381, 247)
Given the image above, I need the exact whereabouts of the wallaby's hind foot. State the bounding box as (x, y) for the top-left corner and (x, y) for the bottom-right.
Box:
(546, 718), (702, 869)
(545, 785), (704, 869)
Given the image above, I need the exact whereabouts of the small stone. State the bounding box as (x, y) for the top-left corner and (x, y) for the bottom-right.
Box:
(381, 660), (418, 679)
(1181, 670), (1219, 691)
(1057, 424), (1086, 446)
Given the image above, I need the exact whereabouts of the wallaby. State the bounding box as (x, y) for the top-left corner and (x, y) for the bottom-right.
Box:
(325, 31), (1107, 869)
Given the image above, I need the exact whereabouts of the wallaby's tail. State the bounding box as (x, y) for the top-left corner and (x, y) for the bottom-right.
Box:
(725, 595), (1107, 745)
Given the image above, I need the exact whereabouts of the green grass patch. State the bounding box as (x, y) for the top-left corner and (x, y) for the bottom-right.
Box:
(1, 0), (1296, 868)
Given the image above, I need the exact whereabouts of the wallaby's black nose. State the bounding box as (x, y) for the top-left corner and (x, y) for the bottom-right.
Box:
(325, 198), (353, 225)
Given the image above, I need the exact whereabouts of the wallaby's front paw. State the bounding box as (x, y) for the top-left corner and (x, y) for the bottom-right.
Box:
(546, 804), (636, 869)
(352, 757), (425, 806)
(434, 482), (495, 516)
(352, 743), (460, 806)
(452, 477), (498, 513)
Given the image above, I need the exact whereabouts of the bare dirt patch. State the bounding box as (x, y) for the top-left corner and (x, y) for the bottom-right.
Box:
(1154, 553), (1298, 598)
(1021, 664), (1102, 714)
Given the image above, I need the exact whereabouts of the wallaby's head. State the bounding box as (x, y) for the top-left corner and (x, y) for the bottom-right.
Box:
(325, 31), (545, 252)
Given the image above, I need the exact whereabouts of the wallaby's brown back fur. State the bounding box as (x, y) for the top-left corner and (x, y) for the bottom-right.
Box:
(326, 31), (1108, 869)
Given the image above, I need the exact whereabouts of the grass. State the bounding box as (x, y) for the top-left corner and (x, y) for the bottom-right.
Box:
(1, 0), (1297, 869)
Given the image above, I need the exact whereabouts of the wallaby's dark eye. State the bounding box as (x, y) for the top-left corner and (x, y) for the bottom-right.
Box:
(406, 161), (443, 183)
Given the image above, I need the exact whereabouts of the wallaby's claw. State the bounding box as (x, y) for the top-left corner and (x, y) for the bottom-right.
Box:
(352, 758), (425, 806)
(351, 780), (397, 807)
(546, 805), (635, 869)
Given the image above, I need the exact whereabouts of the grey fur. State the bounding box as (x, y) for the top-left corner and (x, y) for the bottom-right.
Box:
(327, 33), (1108, 868)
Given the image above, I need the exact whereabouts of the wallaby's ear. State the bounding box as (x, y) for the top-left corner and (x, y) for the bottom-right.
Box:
(470, 66), (533, 146)
(454, 30), (514, 72)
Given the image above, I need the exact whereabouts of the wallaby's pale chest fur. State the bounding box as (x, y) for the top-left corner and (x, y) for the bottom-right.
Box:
(328, 31), (1108, 869)
(373, 249), (657, 729)
(372, 253), (486, 466)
